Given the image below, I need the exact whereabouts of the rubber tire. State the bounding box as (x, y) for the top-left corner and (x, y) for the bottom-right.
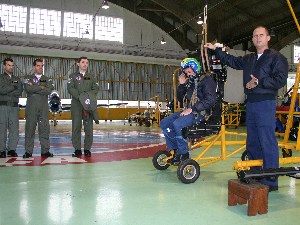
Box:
(144, 121), (151, 127)
(152, 150), (171, 170)
(282, 148), (292, 158)
(177, 159), (200, 184)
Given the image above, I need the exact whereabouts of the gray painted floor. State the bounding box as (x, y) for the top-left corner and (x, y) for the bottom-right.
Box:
(0, 121), (299, 225)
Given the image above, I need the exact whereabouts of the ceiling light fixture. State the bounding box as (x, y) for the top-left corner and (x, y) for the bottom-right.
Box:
(197, 16), (203, 25)
(102, 0), (110, 9)
(161, 37), (166, 45)
(85, 26), (89, 34)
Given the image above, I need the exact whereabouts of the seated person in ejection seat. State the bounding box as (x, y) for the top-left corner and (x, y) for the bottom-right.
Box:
(160, 58), (217, 165)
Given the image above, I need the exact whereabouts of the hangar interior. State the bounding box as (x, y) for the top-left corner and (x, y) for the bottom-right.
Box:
(0, 0), (300, 225)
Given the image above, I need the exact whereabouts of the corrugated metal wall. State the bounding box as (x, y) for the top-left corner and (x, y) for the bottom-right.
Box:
(0, 54), (177, 101)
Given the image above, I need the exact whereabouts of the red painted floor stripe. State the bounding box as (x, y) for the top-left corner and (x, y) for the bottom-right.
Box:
(0, 143), (167, 167)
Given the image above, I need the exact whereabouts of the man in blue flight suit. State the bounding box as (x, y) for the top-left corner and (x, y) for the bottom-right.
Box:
(160, 58), (217, 165)
(205, 26), (288, 191)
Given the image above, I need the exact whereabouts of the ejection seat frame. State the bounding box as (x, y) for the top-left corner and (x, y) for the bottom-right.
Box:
(152, 104), (247, 184)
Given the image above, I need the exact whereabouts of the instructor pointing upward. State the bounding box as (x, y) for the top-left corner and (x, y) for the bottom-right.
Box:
(205, 26), (288, 192)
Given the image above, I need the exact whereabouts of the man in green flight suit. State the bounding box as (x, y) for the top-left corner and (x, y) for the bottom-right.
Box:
(67, 57), (99, 157)
(23, 59), (54, 158)
(0, 58), (23, 158)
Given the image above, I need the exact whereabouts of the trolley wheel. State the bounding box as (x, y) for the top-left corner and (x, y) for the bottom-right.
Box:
(152, 150), (171, 170)
(177, 159), (200, 184)
(241, 150), (249, 161)
(144, 120), (151, 127)
(282, 148), (292, 158)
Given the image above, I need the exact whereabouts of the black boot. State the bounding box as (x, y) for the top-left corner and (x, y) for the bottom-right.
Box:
(172, 153), (190, 166)
(0, 151), (6, 158)
(72, 150), (82, 157)
(23, 152), (32, 158)
(7, 150), (18, 157)
(41, 151), (54, 157)
(84, 149), (91, 157)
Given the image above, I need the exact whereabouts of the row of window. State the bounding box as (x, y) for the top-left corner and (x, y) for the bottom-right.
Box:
(0, 4), (123, 43)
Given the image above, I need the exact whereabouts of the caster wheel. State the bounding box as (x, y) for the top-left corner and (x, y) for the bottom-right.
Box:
(152, 150), (171, 170)
(241, 150), (249, 161)
(177, 159), (200, 184)
(282, 148), (292, 158)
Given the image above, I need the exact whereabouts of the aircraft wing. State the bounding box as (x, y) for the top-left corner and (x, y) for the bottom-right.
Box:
(97, 103), (128, 107)
(61, 105), (71, 111)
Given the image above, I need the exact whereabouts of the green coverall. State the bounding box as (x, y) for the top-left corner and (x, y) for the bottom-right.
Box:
(24, 75), (53, 154)
(0, 73), (23, 153)
(67, 72), (99, 150)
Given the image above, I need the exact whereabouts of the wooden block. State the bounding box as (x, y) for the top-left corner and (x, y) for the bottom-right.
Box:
(228, 179), (269, 216)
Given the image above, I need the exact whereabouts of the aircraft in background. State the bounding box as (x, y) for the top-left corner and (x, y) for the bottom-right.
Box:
(48, 91), (71, 126)
(19, 91), (71, 126)
(19, 92), (128, 126)
(96, 102), (129, 107)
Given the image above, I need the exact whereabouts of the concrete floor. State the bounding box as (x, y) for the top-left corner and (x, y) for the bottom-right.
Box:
(0, 121), (299, 225)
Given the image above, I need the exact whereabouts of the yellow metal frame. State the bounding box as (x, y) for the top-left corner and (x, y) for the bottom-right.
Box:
(279, 62), (300, 150)
(150, 95), (161, 126)
(185, 104), (247, 168)
(223, 103), (241, 127)
(286, 0), (300, 32)
(233, 156), (300, 171)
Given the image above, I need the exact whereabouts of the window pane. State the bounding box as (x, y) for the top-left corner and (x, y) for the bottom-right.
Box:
(95, 16), (123, 43)
(29, 8), (61, 36)
(0, 4), (27, 33)
(63, 12), (92, 39)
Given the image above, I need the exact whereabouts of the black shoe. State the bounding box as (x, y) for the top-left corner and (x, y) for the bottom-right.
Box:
(84, 149), (91, 157)
(0, 151), (6, 158)
(72, 150), (82, 157)
(172, 153), (190, 166)
(41, 151), (53, 157)
(268, 186), (278, 192)
(7, 150), (18, 157)
(23, 152), (32, 158)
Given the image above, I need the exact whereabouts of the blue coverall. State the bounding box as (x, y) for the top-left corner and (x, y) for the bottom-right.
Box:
(215, 48), (288, 187)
